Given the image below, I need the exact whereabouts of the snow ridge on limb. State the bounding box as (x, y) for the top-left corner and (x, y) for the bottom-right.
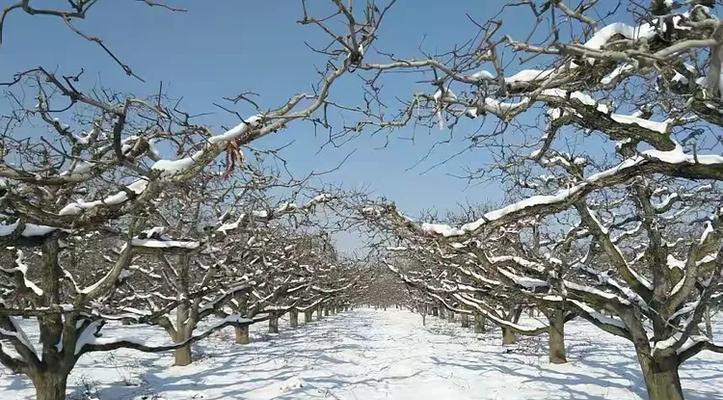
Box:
(373, 152), (722, 242)
(387, 262), (548, 336)
(74, 313), (258, 355)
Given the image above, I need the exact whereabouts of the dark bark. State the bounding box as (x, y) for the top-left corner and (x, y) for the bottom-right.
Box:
(461, 313), (470, 328)
(474, 314), (486, 333)
(637, 352), (684, 400)
(32, 371), (68, 400)
(268, 315), (279, 333)
(548, 309), (567, 364)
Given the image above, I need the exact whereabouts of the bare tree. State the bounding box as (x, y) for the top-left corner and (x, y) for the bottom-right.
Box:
(350, 1), (723, 399)
(0, 1), (394, 398)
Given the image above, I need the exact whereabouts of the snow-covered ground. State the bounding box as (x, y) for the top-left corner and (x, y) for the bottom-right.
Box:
(1, 309), (722, 399)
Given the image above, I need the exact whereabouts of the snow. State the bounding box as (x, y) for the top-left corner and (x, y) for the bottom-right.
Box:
(421, 222), (464, 237)
(2, 310), (721, 399)
(483, 97), (530, 114)
(539, 88), (672, 133)
(21, 224), (57, 237)
(0, 220), (19, 236)
(601, 63), (633, 85)
(30, 114), (263, 227)
(541, 89), (609, 113)
(667, 254), (686, 270)
(252, 210), (269, 219)
(504, 69), (554, 83)
(433, 88), (456, 102)
(609, 114), (671, 134)
(207, 115), (263, 144)
(645, 143), (723, 166)
(461, 187), (580, 234)
(217, 213), (247, 234)
(311, 193), (333, 203)
(569, 300), (628, 330)
(60, 160), (95, 177)
(672, 71), (689, 84)
(151, 157), (197, 176)
(583, 22), (656, 52)
(497, 268), (548, 289)
(0, 250), (43, 296)
(0, 318), (37, 356)
(0, 220), (57, 238)
(74, 320), (104, 355)
(59, 179), (149, 216)
(131, 239), (201, 249)
(419, 145), (723, 238)
(470, 70), (494, 80)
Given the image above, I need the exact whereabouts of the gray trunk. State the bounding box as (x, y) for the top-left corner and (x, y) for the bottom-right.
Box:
(638, 352), (684, 400)
(235, 325), (250, 344)
(269, 316), (279, 333)
(447, 311), (454, 322)
(461, 313), (470, 328)
(474, 314), (486, 333)
(32, 371), (68, 400)
(289, 310), (299, 328)
(548, 310), (567, 364)
(317, 307), (323, 320)
(502, 327), (516, 345)
(304, 310), (313, 323)
(174, 344), (192, 366)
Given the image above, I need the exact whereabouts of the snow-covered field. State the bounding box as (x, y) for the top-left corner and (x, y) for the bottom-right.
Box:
(1, 309), (722, 399)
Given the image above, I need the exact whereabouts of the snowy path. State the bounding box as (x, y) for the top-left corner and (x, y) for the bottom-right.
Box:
(1, 309), (722, 399)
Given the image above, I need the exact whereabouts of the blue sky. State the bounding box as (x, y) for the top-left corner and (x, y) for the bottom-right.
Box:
(0, 0), (620, 251)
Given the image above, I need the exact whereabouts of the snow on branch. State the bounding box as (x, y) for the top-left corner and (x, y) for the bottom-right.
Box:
(375, 150), (722, 241)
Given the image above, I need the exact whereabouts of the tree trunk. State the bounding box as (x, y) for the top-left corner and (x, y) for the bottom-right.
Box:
(439, 307), (446, 319)
(704, 306), (713, 338)
(32, 371), (68, 400)
(324, 307), (330, 316)
(502, 327), (517, 345)
(548, 310), (567, 364)
(638, 353), (684, 400)
(317, 307), (323, 320)
(304, 310), (313, 323)
(432, 307), (439, 317)
(474, 314), (485, 333)
(235, 325), (250, 344)
(289, 309), (299, 328)
(461, 313), (470, 328)
(269, 315), (279, 333)
(174, 344), (192, 366)
(447, 311), (454, 322)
